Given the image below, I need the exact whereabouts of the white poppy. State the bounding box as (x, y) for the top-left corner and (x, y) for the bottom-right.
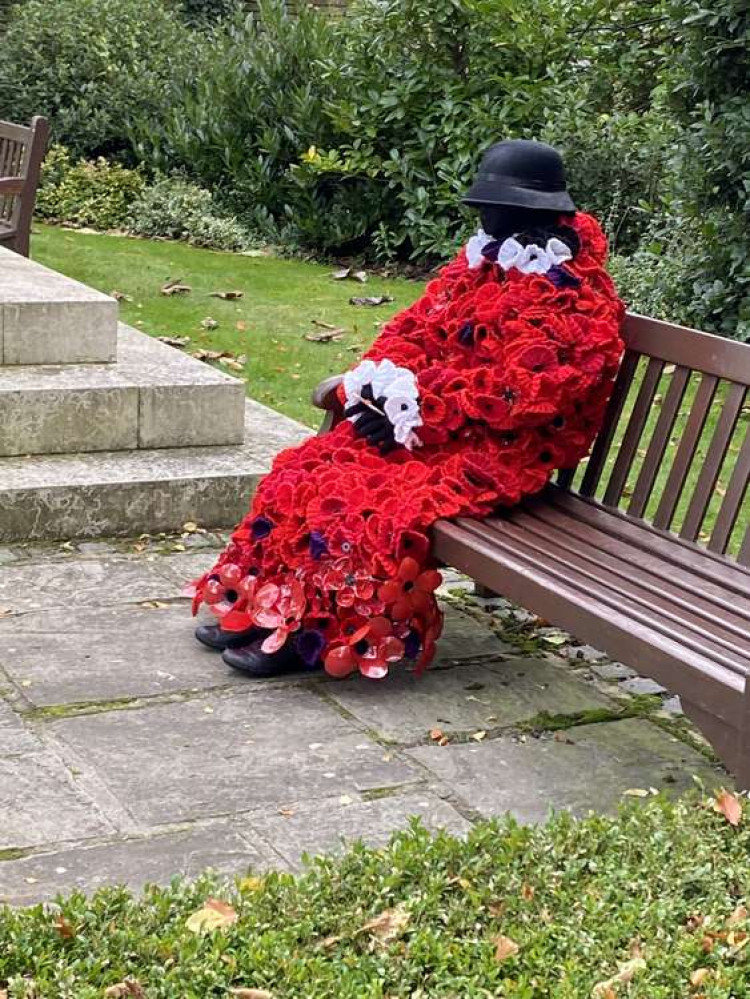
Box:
(344, 359), (422, 450)
(497, 235), (573, 275)
(466, 228), (493, 269)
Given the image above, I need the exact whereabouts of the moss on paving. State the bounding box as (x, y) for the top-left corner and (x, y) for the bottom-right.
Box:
(2, 796), (750, 997)
(32, 225), (423, 427)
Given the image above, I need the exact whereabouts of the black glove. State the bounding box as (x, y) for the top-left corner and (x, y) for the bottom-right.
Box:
(345, 384), (398, 454)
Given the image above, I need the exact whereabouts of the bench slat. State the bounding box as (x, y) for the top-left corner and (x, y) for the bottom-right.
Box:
(473, 516), (750, 671)
(653, 373), (718, 531)
(681, 381), (747, 543)
(512, 505), (750, 638)
(434, 517), (744, 727)
(628, 365), (691, 518)
(740, 524), (750, 568)
(711, 421), (750, 557)
(549, 488), (750, 589)
(625, 314), (750, 385)
(603, 356), (664, 506)
(580, 350), (639, 497)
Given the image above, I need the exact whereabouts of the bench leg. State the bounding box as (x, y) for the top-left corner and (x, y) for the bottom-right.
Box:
(736, 688), (750, 791)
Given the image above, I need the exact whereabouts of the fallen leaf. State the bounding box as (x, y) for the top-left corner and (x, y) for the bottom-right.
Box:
(219, 355), (246, 371)
(192, 348), (224, 361)
(182, 521), (199, 533)
(360, 904), (410, 943)
(200, 317), (219, 330)
(277, 806), (295, 818)
(690, 968), (710, 987)
(305, 329), (345, 343)
(686, 914), (705, 932)
(332, 267), (351, 280)
(140, 600), (169, 609)
(493, 935), (520, 961)
(104, 982), (146, 998)
(471, 730), (487, 742)
(541, 631), (567, 646)
(186, 898), (238, 934)
(209, 290), (244, 300)
(349, 295), (394, 307)
(429, 728), (444, 742)
(520, 883), (535, 901)
(110, 290), (132, 302)
(624, 788), (650, 798)
(157, 335), (190, 348)
(352, 270), (368, 283)
(714, 788), (742, 826)
(592, 958), (646, 996)
(229, 990), (273, 999)
(553, 730), (575, 744)
(161, 279), (191, 296)
(54, 915), (76, 939)
(0, 607), (12, 618)
(728, 905), (748, 925)
(236, 320), (248, 332)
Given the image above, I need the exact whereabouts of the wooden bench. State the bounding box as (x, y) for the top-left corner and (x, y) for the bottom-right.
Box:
(313, 313), (750, 783)
(0, 116), (49, 257)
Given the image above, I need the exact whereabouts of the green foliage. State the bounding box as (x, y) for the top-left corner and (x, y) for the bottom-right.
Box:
(36, 146), (145, 230)
(127, 175), (254, 251)
(0, 0), (194, 160)
(176, 0), (239, 24)
(2, 796), (750, 996)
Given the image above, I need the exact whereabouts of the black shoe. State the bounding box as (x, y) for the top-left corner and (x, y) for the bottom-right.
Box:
(194, 623), (262, 651)
(222, 639), (314, 678)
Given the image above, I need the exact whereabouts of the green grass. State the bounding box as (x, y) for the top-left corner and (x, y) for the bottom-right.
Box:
(33, 225), (423, 427)
(2, 796), (750, 997)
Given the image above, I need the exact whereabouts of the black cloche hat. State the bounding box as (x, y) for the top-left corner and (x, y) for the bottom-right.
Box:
(463, 139), (576, 213)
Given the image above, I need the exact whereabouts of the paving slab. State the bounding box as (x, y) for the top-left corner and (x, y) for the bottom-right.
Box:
(0, 603), (248, 706)
(0, 698), (42, 755)
(0, 556), (182, 613)
(326, 654), (614, 744)
(45, 687), (419, 829)
(0, 400), (308, 542)
(0, 750), (113, 850)
(0, 245), (117, 365)
(408, 717), (722, 824)
(243, 790), (471, 869)
(0, 822), (282, 907)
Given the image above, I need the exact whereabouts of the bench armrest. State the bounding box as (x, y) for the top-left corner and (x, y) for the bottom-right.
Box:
(0, 177), (24, 195)
(312, 373), (345, 434)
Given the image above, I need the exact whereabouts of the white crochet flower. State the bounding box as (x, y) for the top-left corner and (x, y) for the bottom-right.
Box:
(497, 235), (572, 275)
(344, 359), (422, 450)
(466, 227), (493, 269)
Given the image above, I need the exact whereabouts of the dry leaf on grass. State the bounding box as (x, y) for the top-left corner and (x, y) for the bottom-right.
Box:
(728, 905), (748, 925)
(110, 290), (133, 302)
(157, 335), (190, 348)
(360, 904), (410, 943)
(229, 990), (273, 999)
(210, 290), (244, 300)
(493, 935), (520, 961)
(624, 788), (650, 798)
(53, 915), (76, 939)
(714, 788), (742, 826)
(591, 957), (646, 996)
(471, 730), (487, 742)
(690, 968), (710, 987)
(161, 280), (192, 296)
(236, 320), (248, 332)
(349, 295), (394, 307)
(305, 329), (345, 343)
(104, 981), (146, 998)
(186, 898), (238, 934)
(200, 317), (219, 330)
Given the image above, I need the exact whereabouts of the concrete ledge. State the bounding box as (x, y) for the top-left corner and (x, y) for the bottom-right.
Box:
(0, 325), (246, 456)
(0, 400), (309, 540)
(0, 247), (118, 365)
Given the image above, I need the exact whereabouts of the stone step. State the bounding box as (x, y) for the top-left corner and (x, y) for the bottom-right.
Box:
(0, 325), (247, 457)
(0, 400), (309, 541)
(0, 246), (118, 365)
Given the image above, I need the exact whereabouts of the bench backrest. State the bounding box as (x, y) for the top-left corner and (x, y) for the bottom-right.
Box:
(0, 116), (49, 254)
(561, 313), (750, 566)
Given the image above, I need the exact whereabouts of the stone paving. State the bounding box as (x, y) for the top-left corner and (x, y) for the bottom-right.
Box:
(0, 535), (724, 906)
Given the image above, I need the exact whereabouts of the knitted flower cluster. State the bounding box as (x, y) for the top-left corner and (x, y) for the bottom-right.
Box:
(192, 212), (624, 680)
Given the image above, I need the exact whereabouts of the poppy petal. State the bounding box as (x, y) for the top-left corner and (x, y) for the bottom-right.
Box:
(325, 645), (357, 678)
(262, 627), (288, 654)
(417, 569), (443, 593)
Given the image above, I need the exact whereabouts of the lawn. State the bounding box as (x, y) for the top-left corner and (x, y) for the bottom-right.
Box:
(1, 795), (749, 998)
(33, 225), (424, 427)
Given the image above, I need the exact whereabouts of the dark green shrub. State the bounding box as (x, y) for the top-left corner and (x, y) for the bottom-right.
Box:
(0, 0), (195, 160)
(128, 175), (254, 250)
(36, 146), (145, 229)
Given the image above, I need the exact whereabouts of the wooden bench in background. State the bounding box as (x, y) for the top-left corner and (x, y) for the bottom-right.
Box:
(0, 115), (49, 257)
(313, 313), (750, 784)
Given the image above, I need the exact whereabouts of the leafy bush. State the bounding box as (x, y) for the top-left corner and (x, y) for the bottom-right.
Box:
(2, 797), (750, 997)
(0, 0), (195, 160)
(127, 175), (254, 251)
(36, 146), (145, 230)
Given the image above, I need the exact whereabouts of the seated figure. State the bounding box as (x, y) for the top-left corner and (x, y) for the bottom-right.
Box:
(190, 139), (625, 678)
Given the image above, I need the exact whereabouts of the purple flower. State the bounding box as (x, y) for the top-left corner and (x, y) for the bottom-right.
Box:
(309, 530), (328, 560)
(404, 629), (421, 660)
(547, 265), (580, 289)
(481, 239), (502, 263)
(296, 629), (326, 667)
(251, 516), (273, 540)
(458, 321), (475, 346)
